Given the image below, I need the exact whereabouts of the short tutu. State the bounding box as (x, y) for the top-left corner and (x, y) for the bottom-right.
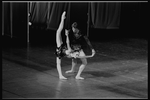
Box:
(55, 44), (82, 59)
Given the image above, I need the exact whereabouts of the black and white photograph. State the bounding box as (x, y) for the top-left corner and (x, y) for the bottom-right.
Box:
(2, 1), (148, 99)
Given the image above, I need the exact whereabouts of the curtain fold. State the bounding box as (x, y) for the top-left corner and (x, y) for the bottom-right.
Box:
(29, 2), (49, 24)
(29, 2), (70, 30)
(29, 2), (121, 30)
(90, 2), (121, 29)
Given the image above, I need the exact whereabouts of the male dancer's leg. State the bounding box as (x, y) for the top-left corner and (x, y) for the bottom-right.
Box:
(75, 50), (87, 79)
(65, 58), (77, 73)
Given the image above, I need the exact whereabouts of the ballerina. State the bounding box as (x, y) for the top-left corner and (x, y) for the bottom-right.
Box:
(55, 11), (95, 79)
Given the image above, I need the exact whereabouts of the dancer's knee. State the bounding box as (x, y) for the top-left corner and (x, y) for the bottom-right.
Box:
(82, 59), (87, 66)
(83, 62), (87, 66)
(72, 58), (77, 63)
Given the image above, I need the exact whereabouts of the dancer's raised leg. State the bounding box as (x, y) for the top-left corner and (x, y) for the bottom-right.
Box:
(56, 11), (66, 47)
(56, 11), (67, 79)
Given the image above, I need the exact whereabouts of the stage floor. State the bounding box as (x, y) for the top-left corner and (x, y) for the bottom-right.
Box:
(2, 38), (148, 99)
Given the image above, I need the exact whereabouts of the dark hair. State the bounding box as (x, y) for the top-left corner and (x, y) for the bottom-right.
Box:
(72, 22), (77, 28)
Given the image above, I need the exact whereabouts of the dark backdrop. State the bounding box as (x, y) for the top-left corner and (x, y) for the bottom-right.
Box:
(2, 2), (148, 45)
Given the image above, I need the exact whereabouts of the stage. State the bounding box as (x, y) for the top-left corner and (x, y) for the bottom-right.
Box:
(2, 37), (148, 99)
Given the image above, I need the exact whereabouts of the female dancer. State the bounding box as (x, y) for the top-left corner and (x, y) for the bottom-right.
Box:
(55, 11), (67, 79)
(55, 11), (95, 79)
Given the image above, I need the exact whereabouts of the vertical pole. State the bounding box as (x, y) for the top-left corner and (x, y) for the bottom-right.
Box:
(2, 2), (4, 36)
(87, 2), (90, 38)
(67, 2), (71, 29)
(27, 3), (30, 61)
(10, 2), (13, 38)
(47, 2), (50, 29)
(27, 2), (29, 43)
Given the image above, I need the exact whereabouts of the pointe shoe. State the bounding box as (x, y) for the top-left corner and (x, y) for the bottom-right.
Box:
(59, 76), (67, 80)
(75, 76), (84, 80)
(61, 11), (66, 19)
(65, 70), (74, 74)
(62, 11), (66, 16)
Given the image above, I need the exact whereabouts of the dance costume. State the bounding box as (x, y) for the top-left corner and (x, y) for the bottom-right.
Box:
(55, 43), (67, 59)
(55, 29), (93, 59)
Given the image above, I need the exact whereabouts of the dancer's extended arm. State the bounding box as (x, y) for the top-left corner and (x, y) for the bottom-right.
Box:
(84, 35), (96, 57)
(65, 29), (72, 52)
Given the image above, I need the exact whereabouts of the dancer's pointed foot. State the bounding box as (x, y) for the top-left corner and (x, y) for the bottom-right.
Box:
(59, 76), (67, 80)
(61, 11), (66, 19)
(75, 76), (84, 80)
(65, 70), (75, 74)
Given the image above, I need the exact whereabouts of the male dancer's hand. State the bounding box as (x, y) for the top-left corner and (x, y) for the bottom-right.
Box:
(92, 49), (96, 57)
(65, 29), (69, 36)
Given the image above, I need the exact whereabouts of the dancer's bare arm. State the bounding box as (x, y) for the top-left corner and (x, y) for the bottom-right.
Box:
(84, 35), (96, 57)
(65, 29), (72, 52)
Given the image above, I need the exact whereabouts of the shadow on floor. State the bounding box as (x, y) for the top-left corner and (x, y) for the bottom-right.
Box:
(83, 70), (116, 78)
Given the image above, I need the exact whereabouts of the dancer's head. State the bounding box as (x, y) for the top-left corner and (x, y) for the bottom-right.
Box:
(72, 22), (78, 33)
(71, 22), (81, 38)
(72, 22), (77, 28)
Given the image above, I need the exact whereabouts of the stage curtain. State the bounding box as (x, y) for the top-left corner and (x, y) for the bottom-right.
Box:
(3, 2), (11, 36)
(29, 2), (70, 30)
(2, 2), (27, 38)
(90, 2), (121, 29)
